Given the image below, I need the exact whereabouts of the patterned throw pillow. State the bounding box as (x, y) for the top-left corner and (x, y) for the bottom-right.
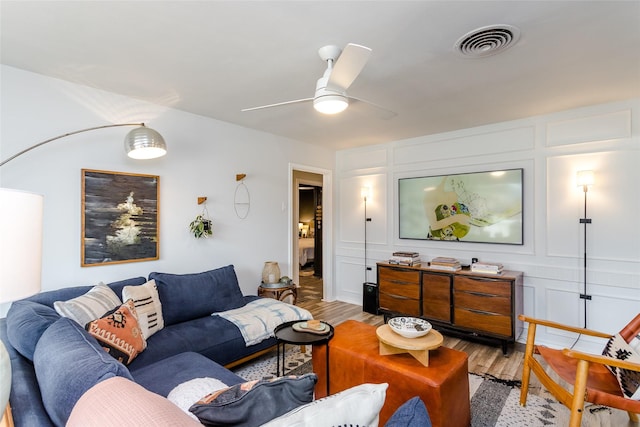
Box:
(54, 283), (122, 327)
(85, 299), (147, 365)
(122, 279), (164, 339)
(189, 374), (317, 426)
(602, 333), (640, 400)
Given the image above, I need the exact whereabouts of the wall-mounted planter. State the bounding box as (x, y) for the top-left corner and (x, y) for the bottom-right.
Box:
(189, 215), (213, 238)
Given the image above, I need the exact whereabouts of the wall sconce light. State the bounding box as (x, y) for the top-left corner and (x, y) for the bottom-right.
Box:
(361, 186), (372, 285)
(576, 170), (594, 192)
(361, 186), (371, 201)
(576, 170), (594, 328)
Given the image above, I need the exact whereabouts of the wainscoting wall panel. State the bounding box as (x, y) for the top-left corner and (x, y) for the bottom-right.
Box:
(334, 99), (639, 352)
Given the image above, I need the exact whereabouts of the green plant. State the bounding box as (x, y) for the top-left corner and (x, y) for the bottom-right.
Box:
(189, 214), (213, 238)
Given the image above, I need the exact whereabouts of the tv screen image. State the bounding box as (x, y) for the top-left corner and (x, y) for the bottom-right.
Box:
(399, 169), (523, 244)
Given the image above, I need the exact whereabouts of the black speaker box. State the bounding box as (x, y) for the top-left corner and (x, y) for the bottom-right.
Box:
(363, 282), (379, 315)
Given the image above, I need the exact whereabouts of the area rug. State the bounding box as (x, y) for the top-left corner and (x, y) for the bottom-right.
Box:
(232, 348), (626, 426)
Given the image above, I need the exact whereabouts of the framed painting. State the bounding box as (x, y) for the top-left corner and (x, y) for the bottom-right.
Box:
(82, 169), (160, 266)
(398, 168), (523, 244)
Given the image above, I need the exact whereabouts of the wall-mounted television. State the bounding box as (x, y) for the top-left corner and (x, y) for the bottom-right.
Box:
(399, 168), (523, 245)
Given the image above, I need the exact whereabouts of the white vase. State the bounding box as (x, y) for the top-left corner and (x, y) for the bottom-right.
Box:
(262, 261), (281, 284)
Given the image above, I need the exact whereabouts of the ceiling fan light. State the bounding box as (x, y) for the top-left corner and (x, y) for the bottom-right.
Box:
(314, 94), (349, 114)
(124, 126), (167, 159)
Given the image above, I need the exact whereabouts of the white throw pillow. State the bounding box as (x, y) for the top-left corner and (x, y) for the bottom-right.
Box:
(53, 283), (121, 327)
(167, 377), (229, 421)
(122, 279), (164, 339)
(262, 383), (388, 427)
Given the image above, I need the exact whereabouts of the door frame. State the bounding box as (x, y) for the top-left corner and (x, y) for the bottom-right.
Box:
(289, 163), (333, 301)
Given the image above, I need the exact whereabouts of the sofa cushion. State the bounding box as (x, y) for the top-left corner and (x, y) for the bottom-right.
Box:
(126, 306), (276, 369)
(150, 265), (245, 326)
(53, 283), (122, 326)
(132, 351), (245, 397)
(6, 300), (60, 361)
(189, 373), (317, 427)
(67, 376), (202, 427)
(262, 382), (388, 427)
(34, 317), (133, 427)
(122, 279), (164, 339)
(85, 299), (147, 365)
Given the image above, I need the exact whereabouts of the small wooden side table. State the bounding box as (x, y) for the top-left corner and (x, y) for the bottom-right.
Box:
(376, 324), (443, 367)
(258, 283), (297, 305)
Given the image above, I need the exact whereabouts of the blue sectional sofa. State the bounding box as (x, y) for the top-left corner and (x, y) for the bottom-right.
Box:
(0, 264), (311, 427)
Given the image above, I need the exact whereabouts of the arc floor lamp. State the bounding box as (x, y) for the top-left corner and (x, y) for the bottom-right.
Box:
(0, 122), (167, 422)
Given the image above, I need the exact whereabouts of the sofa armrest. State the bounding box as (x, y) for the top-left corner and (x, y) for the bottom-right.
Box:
(0, 319), (54, 427)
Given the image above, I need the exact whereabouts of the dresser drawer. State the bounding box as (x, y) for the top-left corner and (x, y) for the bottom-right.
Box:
(454, 308), (512, 337)
(454, 276), (511, 297)
(455, 292), (511, 316)
(379, 268), (420, 299)
(379, 293), (421, 317)
(379, 267), (420, 285)
(422, 272), (451, 322)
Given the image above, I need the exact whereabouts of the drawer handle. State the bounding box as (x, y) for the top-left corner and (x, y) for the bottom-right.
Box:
(387, 293), (411, 300)
(467, 308), (496, 316)
(465, 277), (503, 283)
(464, 291), (496, 298)
(390, 280), (412, 285)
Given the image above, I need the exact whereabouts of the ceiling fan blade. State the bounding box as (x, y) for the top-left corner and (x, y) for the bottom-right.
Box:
(349, 96), (397, 120)
(326, 43), (372, 91)
(241, 97), (313, 112)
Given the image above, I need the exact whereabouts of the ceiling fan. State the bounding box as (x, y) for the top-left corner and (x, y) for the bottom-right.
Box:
(242, 43), (396, 117)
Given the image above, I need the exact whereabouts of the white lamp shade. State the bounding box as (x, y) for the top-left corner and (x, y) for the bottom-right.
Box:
(0, 188), (43, 303)
(576, 170), (594, 187)
(361, 186), (371, 200)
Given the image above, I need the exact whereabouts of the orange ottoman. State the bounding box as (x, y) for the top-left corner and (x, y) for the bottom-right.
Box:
(313, 320), (470, 427)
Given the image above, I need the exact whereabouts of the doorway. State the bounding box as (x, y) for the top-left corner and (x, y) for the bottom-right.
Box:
(293, 169), (324, 302)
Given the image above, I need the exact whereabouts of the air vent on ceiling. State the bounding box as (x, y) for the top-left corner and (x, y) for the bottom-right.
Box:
(454, 24), (521, 58)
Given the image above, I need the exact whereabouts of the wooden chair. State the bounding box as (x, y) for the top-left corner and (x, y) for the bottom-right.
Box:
(519, 313), (640, 427)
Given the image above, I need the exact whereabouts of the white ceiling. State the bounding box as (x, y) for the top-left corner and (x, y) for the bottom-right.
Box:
(2, 1), (639, 150)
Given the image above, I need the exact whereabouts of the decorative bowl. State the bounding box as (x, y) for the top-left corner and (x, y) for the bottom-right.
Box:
(388, 317), (432, 338)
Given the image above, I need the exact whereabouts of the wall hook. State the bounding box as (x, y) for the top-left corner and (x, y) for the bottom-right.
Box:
(197, 197), (207, 205)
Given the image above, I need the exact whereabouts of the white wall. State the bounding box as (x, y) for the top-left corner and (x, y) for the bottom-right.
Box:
(0, 65), (334, 315)
(335, 99), (640, 352)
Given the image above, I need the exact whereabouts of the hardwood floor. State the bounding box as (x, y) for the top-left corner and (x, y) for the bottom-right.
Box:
(297, 273), (543, 395)
(296, 274), (634, 426)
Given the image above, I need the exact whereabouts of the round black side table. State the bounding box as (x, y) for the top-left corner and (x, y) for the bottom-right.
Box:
(274, 320), (334, 395)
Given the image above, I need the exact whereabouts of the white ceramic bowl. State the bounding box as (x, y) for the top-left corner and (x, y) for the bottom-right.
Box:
(388, 317), (432, 338)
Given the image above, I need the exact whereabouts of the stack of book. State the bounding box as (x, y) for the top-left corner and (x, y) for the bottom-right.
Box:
(471, 262), (503, 274)
(388, 251), (421, 266)
(429, 257), (461, 271)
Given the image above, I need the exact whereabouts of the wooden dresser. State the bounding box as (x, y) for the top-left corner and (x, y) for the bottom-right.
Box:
(377, 262), (523, 354)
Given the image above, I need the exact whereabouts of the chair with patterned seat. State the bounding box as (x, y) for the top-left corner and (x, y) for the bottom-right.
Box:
(519, 313), (640, 427)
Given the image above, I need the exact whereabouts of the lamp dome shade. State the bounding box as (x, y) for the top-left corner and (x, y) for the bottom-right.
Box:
(124, 126), (167, 159)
